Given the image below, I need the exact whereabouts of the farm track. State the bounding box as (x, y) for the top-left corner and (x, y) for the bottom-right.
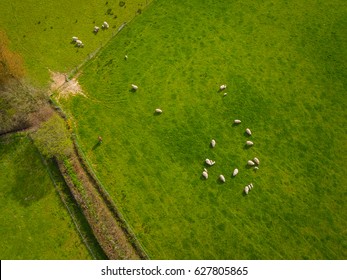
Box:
(57, 146), (146, 260)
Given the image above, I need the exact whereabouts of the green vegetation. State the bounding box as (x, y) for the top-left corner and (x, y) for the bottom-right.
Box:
(0, 0), (152, 85)
(0, 135), (92, 259)
(61, 0), (347, 259)
(32, 114), (73, 160)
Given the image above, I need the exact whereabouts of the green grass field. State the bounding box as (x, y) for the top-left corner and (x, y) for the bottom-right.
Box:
(0, 135), (92, 259)
(0, 0), (152, 86)
(60, 0), (347, 259)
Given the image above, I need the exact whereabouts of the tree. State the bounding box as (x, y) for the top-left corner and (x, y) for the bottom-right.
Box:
(31, 114), (73, 160)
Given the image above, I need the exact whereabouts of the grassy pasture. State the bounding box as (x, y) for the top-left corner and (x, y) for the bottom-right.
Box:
(62, 0), (346, 259)
(0, 135), (93, 259)
(0, 0), (152, 86)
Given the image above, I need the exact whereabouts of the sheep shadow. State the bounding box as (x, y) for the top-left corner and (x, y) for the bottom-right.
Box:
(243, 144), (253, 150)
(244, 131), (251, 137)
(153, 111), (163, 116)
(92, 141), (101, 150)
(232, 123), (241, 127)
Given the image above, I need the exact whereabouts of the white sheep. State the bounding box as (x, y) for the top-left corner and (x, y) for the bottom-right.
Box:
(94, 26), (100, 33)
(219, 174), (225, 183)
(233, 168), (239, 177)
(211, 139), (216, 148)
(234, 119), (241, 124)
(124, 55), (128, 60)
(76, 40), (83, 47)
(131, 84), (138, 90)
(102, 21), (109, 29)
(223, 92), (227, 96)
(219, 84), (227, 90)
(247, 160), (255, 166)
(253, 157), (260, 165)
(246, 141), (254, 146)
(205, 159), (215, 166)
(72, 36), (78, 42)
(245, 128), (252, 136)
(254, 166), (259, 170)
(155, 108), (163, 114)
(202, 171), (208, 179)
(244, 186), (249, 195)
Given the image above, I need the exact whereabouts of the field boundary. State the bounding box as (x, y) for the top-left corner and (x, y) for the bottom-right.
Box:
(33, 138), (101, 260)
(72, 133), (150, 259)
(49, 97), (148, 259)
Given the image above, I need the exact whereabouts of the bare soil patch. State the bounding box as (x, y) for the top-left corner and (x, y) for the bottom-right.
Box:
(50, 72), (86, 99)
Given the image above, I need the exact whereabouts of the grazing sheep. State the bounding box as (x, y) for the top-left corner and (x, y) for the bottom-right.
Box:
(211, 139), (216, 148)
(223, 92), (227, 96)
(220, 84), (227, 90)
(94, 26), (100, 33)
(72, 36), (78, 42)
(253, 157), (260, 165)
(219, 174), (225, 183)
(247, 160), (255, 166)
(245, 128), (252, 136)
(234, 119), (241, 124)
(233, 168), (239, 177)
(131, 84), (138, 90)
(155, 108), (163, 114)
(124, 55), (128, 60)
(76, 40), (83, 47)
(102, 21), (109, 29)
(244, 186), (249, 195)
(205, 159), (215, 166)
(246, 141), (254, 146)
(254, 166), (259, 170)
(202, 171), (208, 179)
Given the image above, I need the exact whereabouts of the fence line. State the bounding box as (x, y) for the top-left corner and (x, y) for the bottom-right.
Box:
(72, 133), (150, 259)
(67, 0), (154, 79)
(33, 141), (100, 260)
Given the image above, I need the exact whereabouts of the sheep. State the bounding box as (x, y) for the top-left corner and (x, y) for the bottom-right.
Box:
(253, 157), (260, 165)
(249, 183), (254, 189)
(202, 171), (208, 179)
(211, 139), (216, 148)
(76, 40), (83, 47)
(246, 141), (254, 146)
(72, 36), (78, 42)
(131, 84), (138, 90)
(234, 119), (241, 124)
(205, 159), (215, 166)
(94, 26), (100, 33)
(247, 160), (255, 166)
(155, 108), (163, 114)
(102, 21), (109, 29)
(124, 55), (128, 60)
(219, 84), (227, 91)
(233, 168), (239, 177)
(244, 186), (249, 195)
(223, 92), (227, 96)
(219, 174), (225, 183)
(245, 128), (252, 136)
(254, 166), (259, 171)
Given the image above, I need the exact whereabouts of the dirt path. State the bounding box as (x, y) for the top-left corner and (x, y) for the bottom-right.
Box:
(58, 149), (147, 259)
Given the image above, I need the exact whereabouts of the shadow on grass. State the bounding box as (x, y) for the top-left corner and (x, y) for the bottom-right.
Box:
(92, 141), (102, 150)
(243, 144), (253, 150)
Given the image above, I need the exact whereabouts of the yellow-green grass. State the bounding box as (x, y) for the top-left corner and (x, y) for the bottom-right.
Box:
(0, 0), (152, 86)
(0, 135), (93, 259)
(63, 0), (346, 259)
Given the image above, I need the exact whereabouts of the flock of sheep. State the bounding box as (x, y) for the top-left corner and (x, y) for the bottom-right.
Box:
(71, 21), (110, 48)
(201, 84), (260, 195)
